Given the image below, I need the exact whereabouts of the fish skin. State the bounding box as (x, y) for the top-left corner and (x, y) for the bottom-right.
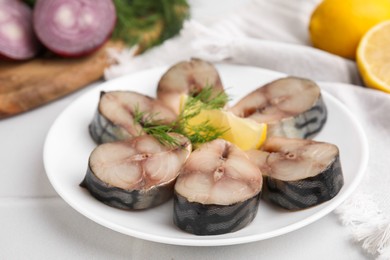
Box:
(262, 155), (344, 210)
(81, 165), (175, 210)
(173, 192), (261, 235)
(89, 109), (132, 144)
(269, 94), (327, 139)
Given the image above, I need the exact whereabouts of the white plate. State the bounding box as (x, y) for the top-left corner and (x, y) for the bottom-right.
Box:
(44, 64), (369, 246)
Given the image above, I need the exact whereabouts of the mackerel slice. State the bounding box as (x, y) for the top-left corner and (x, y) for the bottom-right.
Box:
(174, 139), (262, 235)
(81, 134), (191, 210)
(247, 136), (344, 210)
(231, 77), (327, 139)
(89, 91), (177, 144)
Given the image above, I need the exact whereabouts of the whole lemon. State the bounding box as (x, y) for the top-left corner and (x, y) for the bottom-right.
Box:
(309, 0), (390, 59)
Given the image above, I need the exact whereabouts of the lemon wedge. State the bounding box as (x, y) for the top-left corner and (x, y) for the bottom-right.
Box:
(179, 94), (189, 112)
(357, 20), (390, 93)
(186, 109), (267, 151)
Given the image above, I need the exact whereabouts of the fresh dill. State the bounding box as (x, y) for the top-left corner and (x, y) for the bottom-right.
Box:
(176, 87), (229, 145)
(179, 119), (229, 146)
(132, 106), (179, 146)
(111, 0), (189, 52)
(181, 86), (229, 119)
(142, 125), (179, 147)
(133, 87), (230, 148)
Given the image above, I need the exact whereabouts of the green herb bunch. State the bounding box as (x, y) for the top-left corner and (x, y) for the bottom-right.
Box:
(133, 87), (230, 147)
(112, 0), (189, 51)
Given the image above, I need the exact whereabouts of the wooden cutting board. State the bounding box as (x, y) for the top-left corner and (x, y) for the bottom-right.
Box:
(0, 41), (123, 119)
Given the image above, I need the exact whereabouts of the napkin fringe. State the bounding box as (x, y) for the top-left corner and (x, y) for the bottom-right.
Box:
(335, 192), (390, 258)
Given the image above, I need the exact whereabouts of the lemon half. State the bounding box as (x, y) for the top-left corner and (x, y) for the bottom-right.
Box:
(357, 20), (390, 93)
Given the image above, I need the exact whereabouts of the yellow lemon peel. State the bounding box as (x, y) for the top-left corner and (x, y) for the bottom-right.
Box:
(309, 0), (390, 59)
(357, 20), (390, 93)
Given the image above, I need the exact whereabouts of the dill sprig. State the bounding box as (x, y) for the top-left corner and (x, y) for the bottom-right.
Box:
(142, 125), (179, 147)
(185, 85), (229, 112)
(133, 106), (179, 147)
(175, 87), (230, 145)
(133, 87), (230, 147)
(179, 119), (229, 145)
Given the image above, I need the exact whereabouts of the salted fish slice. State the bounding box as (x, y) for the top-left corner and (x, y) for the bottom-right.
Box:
(247, 136), (344, 210)
(80, 134), (191, 210)
(157, 58), (225, 114)
(174, 139), (263, 235)
(89, 91), (176, 144)
(231, 77), (327, 139)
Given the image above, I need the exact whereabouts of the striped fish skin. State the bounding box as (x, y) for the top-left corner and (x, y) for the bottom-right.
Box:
(80, 166), (175, 210)
(89, 110), (132, 144)
(231, 77), (327, 139)
(173, 192), (261, 236)
(268, 94), (327, 139)
(262, 155), (343, 210)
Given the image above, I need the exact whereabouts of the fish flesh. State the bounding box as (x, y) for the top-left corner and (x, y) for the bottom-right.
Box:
(231, 77), (327, 139)
(174, 139), (263, 235)
(157, 58), (225, 114)
(80, 133), (192, 210)
(89, 91), (176, 144)
(247, 136), (344, 210)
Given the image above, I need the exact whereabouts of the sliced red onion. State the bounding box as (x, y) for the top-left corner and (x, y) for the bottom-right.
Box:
(33, 0), (116, 57)
(0, 0), (40, 60)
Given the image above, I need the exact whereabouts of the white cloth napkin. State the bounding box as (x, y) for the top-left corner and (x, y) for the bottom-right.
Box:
(104, 0), (390, 258)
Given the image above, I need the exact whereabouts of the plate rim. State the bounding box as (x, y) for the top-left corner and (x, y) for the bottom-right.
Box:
(43, 64), (369, 246)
